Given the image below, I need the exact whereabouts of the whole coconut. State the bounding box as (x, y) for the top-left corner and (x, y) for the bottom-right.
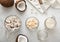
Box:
(0, 0), (14, 7)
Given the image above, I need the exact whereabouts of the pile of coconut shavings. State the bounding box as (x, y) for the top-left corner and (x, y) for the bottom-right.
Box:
(5, 16), (21, 29)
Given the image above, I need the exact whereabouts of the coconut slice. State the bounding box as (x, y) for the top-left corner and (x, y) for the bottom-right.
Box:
(4, 15), (21, 31)
(45, 17), (56, 29)
(26, 17), (39, 30)
(15, 0), (27, 12)
(16, 34), (28, 42)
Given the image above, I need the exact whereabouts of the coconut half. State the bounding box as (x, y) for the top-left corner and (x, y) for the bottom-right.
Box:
(37, 30), (48, 40)
(45, 17), (56, 29)
(16, 34), (28, 42)
(15, 0), (27, 12)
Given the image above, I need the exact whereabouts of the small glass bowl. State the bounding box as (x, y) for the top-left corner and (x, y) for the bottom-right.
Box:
(44, 16), (56, 30)
(25, 17), (39, 31)
(4, 15), (21, 32)
(37, 29), (48, 41)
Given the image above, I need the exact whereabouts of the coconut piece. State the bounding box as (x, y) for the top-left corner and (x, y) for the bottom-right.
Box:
(45, 17), (56, 29)
(15, 0), (27, 12)
(0, 0), (14, 7)
(38, 0), (43, 4)
(26, 17), (39, 30)
(4, 15), (21, 31)
(16, 34), (29, 42)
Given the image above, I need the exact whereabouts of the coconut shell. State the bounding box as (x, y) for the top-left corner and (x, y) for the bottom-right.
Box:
(0, 0), (14, 7)
(15, 0), (27, 12)
(16, 34), (29, 42)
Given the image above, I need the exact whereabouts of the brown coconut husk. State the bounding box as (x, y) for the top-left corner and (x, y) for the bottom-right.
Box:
(0, 0), (14, 7)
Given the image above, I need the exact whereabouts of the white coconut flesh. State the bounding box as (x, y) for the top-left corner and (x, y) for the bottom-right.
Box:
(45, 17), (56, 29)
(26, 18), (38, 30)
(18, 35), (27, 42)
(17, 1), (26, 11)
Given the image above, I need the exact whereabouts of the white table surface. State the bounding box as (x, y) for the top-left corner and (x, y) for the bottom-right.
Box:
(0, 0), (60, 42)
